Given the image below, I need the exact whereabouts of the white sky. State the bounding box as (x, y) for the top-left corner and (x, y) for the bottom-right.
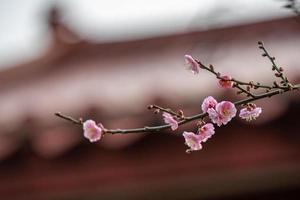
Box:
(0, 0), (293, 68)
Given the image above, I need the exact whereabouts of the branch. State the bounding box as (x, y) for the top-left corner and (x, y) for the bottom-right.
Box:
(55, 84), (300, 134)
(54, 41), (300, 152)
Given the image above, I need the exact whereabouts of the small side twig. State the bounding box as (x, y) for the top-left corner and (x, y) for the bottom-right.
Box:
(148, 104), (186, 119)
(54, 112), (83, 126)
(233, 83), (257, 98)
(258, 41), (289, 85)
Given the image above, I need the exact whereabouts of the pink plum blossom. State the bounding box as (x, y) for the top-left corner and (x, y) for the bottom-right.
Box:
(83, 120), (103, 142)
(198, 123), (215, 142)
(163, 112), (178, 131)
(183, 131), (202, 152)
(208, 101), (237, 126)
(219, 75), (233, 88)
(201, 96), (218, 113)
(239, 105), (262, 121)
(184, 55), (200, 74)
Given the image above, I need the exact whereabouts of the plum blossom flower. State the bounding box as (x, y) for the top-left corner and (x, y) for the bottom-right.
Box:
(198, 123), (215, 142)
(183, 131), (202, 152)
(184, 55), (200, 74)
(163, 112), (178, 131)
(208, 101), (237, 126)
(83, 120), (103, 142)
(201, 96), (218, 113)
(219, 75), (233, 88)
(239, 104), (262, 121)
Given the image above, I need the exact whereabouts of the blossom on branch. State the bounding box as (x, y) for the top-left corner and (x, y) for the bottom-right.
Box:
(201, 96), (218, 113)
(219, 75), (233, 88)
(162, 112), (178, 130)
(55, 41), (299, 154)
(83, 120), (103, 142)
(208, 101), (237, 126)
(184, 55), (200, 74)
(198, 123), (215, 142)
(239, 104), (262, 121)
(183, 131), (202, 152)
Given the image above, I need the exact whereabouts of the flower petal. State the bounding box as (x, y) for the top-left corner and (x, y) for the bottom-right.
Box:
(184, 55), (200, 74)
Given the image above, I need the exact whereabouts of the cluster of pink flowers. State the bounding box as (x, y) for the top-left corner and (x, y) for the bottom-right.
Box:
(202, 96), (237, 127)
(183, 123), (215, 153)
(182, 96), (262, 152)
(206, 100), (237, 127)
(182, 96), (236, 152)
(81, 55), (263, 153)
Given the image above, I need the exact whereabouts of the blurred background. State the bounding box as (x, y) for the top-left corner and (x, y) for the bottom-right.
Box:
(0, 0), (300, 199)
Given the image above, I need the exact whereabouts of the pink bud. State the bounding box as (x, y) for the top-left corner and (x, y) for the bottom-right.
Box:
(219, 75), (233, 88)
(162, 112), (178, 131)
(184, 55), (200, 74)
(83, 120), (103, 142)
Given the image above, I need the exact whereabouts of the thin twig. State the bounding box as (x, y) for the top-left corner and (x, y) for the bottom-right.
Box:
(196, 61), (267, 96)
(150, 104), (185, 119)
(54, 112), (82, 126)
(258, 41), (288, 85)
(233, 83), (257, 98)
(232, 79), (272, 90)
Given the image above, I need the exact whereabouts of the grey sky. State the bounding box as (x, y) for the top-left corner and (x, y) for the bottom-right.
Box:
(0, 0), (292, 68)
